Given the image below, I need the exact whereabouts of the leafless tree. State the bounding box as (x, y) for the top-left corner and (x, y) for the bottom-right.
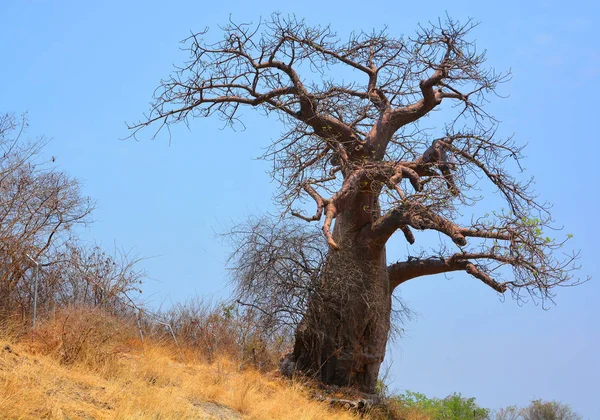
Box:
(227, 217), (326, 332)
(520, 400), (582, 420)
(493, 406), (521, 420)
(41, 242), (145, 314)
(0, 112), (94, 317)
(130, 14), (583, 393)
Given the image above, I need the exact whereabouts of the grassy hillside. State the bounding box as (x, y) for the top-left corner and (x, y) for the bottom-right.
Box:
(0, 309), (367, 420)
(3, 308), (572, 419)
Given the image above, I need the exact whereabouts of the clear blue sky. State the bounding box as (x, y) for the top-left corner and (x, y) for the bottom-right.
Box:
(1, 0), (598, 417)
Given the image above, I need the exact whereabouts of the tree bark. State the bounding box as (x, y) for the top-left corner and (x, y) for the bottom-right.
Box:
(290, 196), (391, 393)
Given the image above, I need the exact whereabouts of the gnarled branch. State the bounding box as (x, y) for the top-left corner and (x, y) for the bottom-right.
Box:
(388, 256), (506, 293)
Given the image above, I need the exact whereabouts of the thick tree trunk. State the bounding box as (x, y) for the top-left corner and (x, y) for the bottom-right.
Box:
(289, 202), (392, 393)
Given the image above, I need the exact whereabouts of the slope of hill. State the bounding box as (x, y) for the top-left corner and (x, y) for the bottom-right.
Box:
(0, 312), (362, 420)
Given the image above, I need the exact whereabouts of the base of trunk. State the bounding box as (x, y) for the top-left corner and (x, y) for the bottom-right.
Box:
(286, 245), (392, 393)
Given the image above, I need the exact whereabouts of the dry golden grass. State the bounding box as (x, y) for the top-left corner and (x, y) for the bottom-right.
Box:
(0, 309), (361, 420)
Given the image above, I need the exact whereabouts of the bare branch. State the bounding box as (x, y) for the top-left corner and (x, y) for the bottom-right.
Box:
(388, 257), (506, 293)
(372, 202), (467, 246)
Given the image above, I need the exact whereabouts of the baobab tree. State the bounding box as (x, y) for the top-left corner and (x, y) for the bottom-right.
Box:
(130, 15), (581, 393)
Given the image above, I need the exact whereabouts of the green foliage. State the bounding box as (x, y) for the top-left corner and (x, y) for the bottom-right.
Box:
(388, 391), (583, 420)
(221, 303), (235, 320)
(375, 379), (388, 397)
(397, 390), (489, 419)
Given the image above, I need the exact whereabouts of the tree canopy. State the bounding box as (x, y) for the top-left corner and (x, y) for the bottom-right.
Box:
(131, 14), (581, 304)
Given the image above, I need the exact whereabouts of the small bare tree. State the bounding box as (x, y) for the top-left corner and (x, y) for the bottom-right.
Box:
(520, 400), (582, 420)
(131, 15), (583, 393)
(0, 112), (94, 317)
(493, 406), (521, 420)
(41, 242), (145, 314)
(227, 217), (326, 332)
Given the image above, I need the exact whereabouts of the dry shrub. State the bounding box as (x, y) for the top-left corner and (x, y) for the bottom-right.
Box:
(0, 313), (28, 343)
(27, 306), (137, 373)
(157, 298), (292, 371)
(158, 298), (237, 362)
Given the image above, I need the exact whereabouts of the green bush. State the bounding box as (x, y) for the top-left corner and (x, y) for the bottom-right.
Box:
(397, 390), (489, 419)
